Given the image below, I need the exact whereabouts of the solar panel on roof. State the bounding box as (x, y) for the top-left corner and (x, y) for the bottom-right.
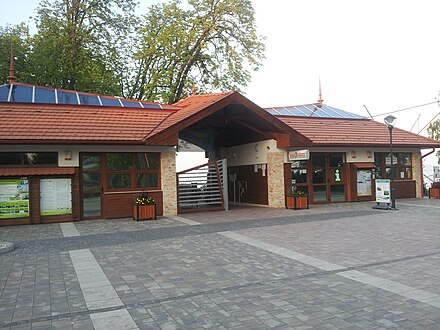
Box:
(121, 100), (141, 108)
(101, 97), (123, 107)
(141, 102), (161, 109)
(57, 91), (78, 105)
(0, 84), (167, 109)
(266, 104), (365, 120)
(10, 84), (32, 103)
(79, 94), (101, 106)
(0, 85), (10, 101)
(35, 87), (56, 104)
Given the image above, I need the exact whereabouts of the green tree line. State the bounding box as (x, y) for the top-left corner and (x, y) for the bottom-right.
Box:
(0, 0), (265, 103)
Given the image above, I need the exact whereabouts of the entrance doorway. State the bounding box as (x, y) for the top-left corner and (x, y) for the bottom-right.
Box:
(80, 154), (102, 218)
(311, 153), (346, 203)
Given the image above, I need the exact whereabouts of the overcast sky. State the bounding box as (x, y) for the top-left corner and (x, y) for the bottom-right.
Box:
(1, 0), (439, 169)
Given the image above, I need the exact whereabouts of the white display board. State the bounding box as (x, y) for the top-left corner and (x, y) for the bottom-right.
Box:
(356, 170), (372, 196)
(40, 178), (72, 216)
(375, 179), (391, 203)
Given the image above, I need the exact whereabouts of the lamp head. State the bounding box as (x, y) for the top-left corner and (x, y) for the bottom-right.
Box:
(384, 115), (397, 128)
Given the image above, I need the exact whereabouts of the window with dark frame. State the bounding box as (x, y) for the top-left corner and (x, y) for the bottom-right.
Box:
(374, 152), (412, 180)
(0, 152), (58, 165)
(106, 153), (160, 190)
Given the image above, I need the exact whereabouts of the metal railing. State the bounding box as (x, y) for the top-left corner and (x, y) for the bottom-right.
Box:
(177, 159), (227, 213)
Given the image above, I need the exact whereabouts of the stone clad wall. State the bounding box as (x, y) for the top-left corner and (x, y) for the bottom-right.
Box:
(267, 152), (285, 207)
(412, 151), (422, 198)
(161, 152), (177, 215)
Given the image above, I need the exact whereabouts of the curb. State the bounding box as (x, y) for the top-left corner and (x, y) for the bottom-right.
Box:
(0, 241), (15, 255)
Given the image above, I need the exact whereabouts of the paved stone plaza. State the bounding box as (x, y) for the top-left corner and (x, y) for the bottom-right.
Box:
(1, 199), (440, 329)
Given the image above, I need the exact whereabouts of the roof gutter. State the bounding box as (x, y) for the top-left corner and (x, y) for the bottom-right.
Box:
(420, 147), (437, 197)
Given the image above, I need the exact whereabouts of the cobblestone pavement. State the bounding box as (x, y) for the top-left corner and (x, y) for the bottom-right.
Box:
(0, 198), (440, 329)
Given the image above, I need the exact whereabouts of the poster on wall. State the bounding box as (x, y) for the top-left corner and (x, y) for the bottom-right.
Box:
(375, 179), (391, 203)
(356, 170), (372, 196)
(0, 178), (29, 219)
(40, 179), (72, 216)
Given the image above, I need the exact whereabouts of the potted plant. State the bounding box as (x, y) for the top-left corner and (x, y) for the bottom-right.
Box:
(429, 182), (440, 199)
(286, 190), (309, 210)
(133, 193), (157, 221)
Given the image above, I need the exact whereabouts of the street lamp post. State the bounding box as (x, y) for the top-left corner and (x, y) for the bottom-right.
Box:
(384, 115), (397, 210)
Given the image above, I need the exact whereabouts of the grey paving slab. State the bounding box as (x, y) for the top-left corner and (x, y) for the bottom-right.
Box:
(1, 199), (440, 329)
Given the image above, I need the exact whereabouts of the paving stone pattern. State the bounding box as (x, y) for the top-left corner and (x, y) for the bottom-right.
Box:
(0, 198), (440, 329)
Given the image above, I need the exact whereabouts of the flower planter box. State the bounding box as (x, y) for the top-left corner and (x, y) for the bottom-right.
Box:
(429, 188), (440, 199)
(133, 204), (157, 221)
(286, 196), (309, 210)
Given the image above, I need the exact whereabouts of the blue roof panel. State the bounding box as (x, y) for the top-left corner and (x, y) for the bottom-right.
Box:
(35, 87), (56, 104)
(266, 104), (365, 119)
(0, 84), (10, 101)
(57, 91), (79, 105)
(10, 84), (32, 103)
(141, 102), (161, 109)
(78, 94), (101, 106)
(101, 97), (121, 107)
(0, 84), (168, 110)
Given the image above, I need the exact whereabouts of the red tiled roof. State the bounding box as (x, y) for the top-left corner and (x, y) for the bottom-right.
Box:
(0, 167), (76, 176)
(0, 103), (175, 144)
(147, 92), (234, 138)
(278, 117), (440, 148)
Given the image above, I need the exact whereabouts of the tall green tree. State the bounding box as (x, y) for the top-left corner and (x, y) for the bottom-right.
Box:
(28, 0), (137, 94)
(427, 119), (440, 164)
(127, 0), (265, 103)
(0, 24), (32, 84)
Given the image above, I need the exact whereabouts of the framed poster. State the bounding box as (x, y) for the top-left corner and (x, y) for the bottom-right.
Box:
(375, 179), (391, 203)
(0, 178), (29, 219)
(357, 170), (372, 196)
(40, 178), (72, 216)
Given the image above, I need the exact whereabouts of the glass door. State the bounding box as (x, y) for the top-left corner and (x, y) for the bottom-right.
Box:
(329, 154), (345, 202)
(311, 153), (346, 203)
(81, 154), (102, 217)
(312, 154), (327, 202)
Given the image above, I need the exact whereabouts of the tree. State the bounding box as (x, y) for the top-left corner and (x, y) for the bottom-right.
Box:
(127, 0), (265, 103)
(28, 0), (137, 94)
(0, 24), (32, 84)
(427, 119), (440, 164)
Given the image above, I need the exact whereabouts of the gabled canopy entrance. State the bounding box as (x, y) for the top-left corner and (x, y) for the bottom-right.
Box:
(145, 91), (312, 150)
(145, 91), (312, 213)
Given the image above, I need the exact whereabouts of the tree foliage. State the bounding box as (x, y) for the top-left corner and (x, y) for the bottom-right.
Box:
(0, 24), (32, 83)
(1, 0), (265, 103)
(427, 119), (440, 164)
(31, 0), (137, 94)
(126, 0), (265, 103)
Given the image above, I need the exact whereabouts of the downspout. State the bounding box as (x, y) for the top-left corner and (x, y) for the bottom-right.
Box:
(420, 148), (436, 197)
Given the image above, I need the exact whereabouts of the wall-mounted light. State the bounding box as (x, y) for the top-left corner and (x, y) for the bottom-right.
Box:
(350, 150), (356, 158)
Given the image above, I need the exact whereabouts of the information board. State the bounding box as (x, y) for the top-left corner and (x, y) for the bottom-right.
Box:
(357, 170), (372, 196)
(375, 179), (391, 203)
(0, 178), (29, 219)
(40, 178), (72, 216)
